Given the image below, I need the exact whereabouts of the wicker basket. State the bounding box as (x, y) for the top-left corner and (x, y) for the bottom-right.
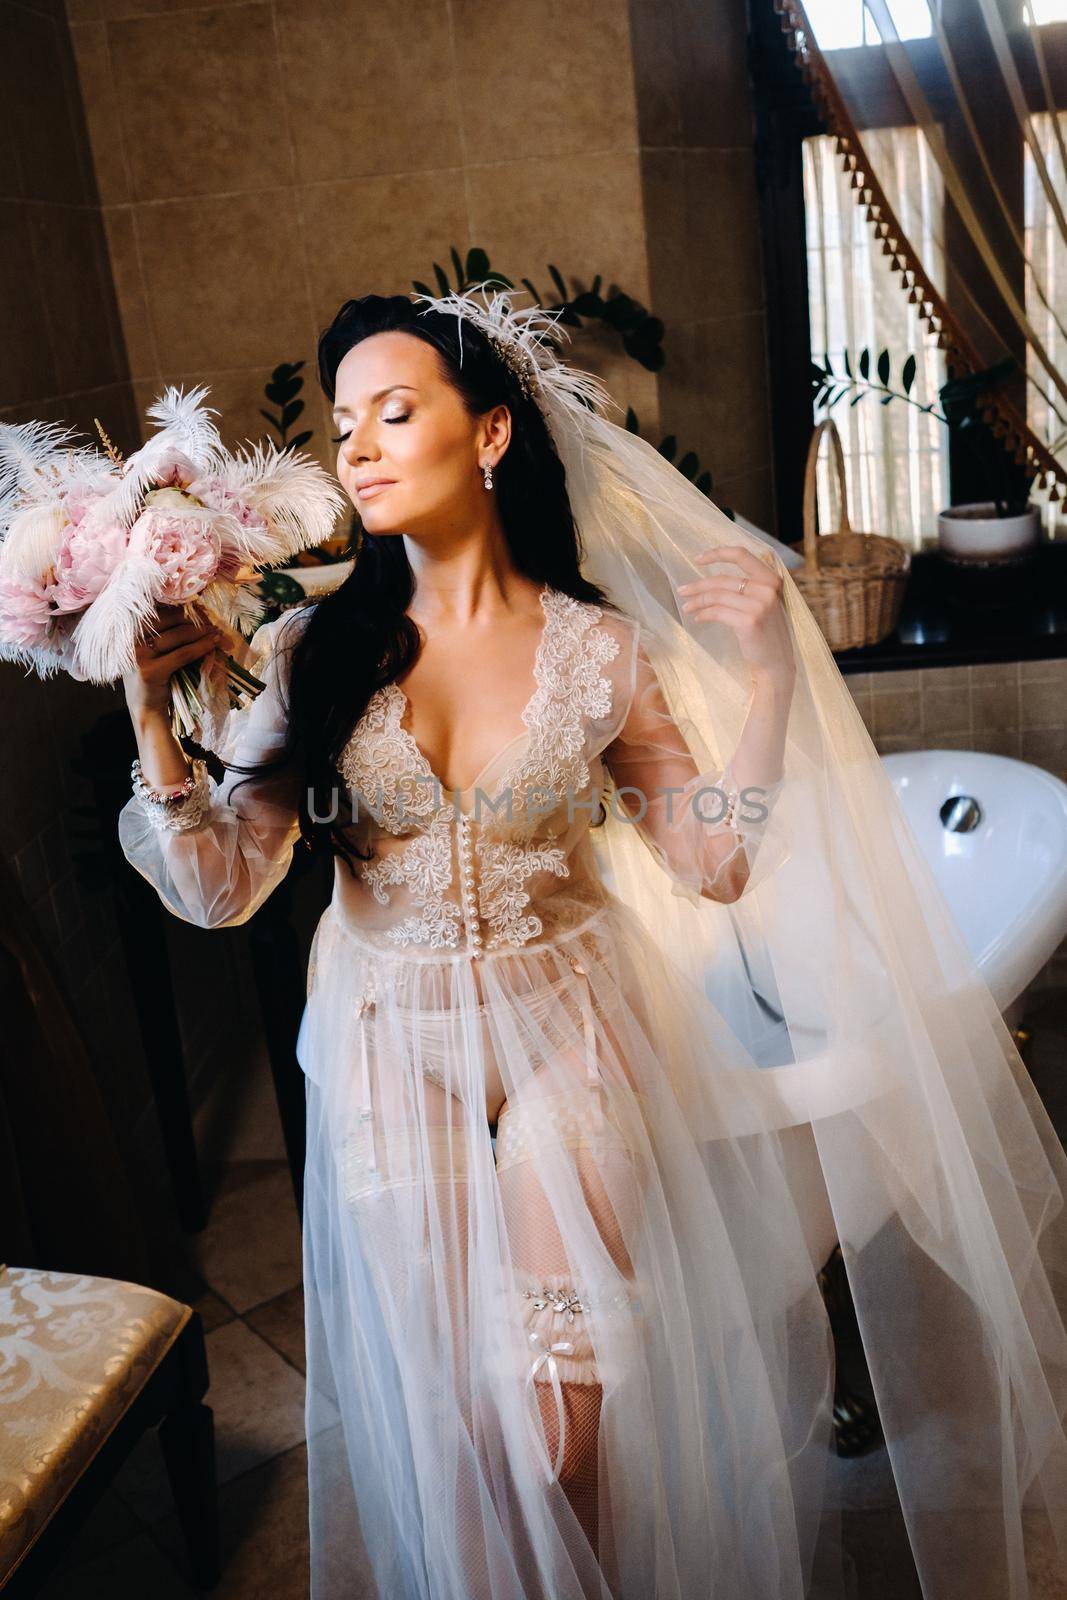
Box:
(788, 417), (911, 652)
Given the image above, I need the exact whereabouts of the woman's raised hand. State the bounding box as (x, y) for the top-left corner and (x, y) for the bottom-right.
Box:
(122, 604), (223, 722)
(676, 544), (795, 684)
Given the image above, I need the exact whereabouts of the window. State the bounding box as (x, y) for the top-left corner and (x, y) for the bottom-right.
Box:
(804, 127), (949, 552)
(803, 0), (932, 49)
(1025, 110), (1067, 537)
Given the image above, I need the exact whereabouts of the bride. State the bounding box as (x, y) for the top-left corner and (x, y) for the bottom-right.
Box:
(118, 285), (1067, 1599)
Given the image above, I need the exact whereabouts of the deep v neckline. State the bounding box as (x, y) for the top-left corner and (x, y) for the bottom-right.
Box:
(389, 583), (555, 799)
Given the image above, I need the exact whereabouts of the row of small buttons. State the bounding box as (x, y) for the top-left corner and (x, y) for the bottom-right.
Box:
(456, 811), (483, 954)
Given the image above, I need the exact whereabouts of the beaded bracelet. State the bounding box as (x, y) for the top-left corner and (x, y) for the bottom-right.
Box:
(130, 757), (210, 833)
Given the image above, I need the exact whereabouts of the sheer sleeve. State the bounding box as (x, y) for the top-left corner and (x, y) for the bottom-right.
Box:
(601, 630), (789, 906)
(117, 608), (309, 930)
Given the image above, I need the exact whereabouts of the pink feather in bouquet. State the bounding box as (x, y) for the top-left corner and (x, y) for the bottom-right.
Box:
(0, 385), (346, 739)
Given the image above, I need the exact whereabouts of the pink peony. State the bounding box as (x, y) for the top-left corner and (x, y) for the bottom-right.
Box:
(50, 520), (129, 613)
(127, 491), (221, 603)
(195, 477), (269, 535)
(0, 578), (54, 649)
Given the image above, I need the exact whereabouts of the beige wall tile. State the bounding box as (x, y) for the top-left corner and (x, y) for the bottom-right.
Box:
(99, 0), (256, 16)
(0, 200), (59, 404)
(670, 0), (750, 149)
(1021, 727), (1067, 777)
(681, 312), (771, 482)
(872, 689), (922, 737)
(453, 0), (636, 161)
(276, 0), (462, 184)
(466, 150), (650, 305)
(1020, 677), (1067, 730)
(639, 149), (764, 325)
(970, 660), (1019, 687)
(102, 205), (157, 378)
(969, 728), (1022, 758)
(871, 667), (922, 692)
(69, 21), (130, 205)
(972, 680), (1020, 730)
(640, 151), (688, 314)
(2, 3), (87, 204)
(26, 200), (124, 392)
(109, 4), (289, 201)
(871, 732), (924, 755)
(628, 0), (682, 147)
(920, 663), (971, 688)
(135, 190), (310, 369)
(922, 685), (971, 736)
(300, 167), (468, 329)
(1021, 657), (1067, 683)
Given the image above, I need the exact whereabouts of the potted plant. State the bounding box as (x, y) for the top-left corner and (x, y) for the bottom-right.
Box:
(811, 351), (1041, 568)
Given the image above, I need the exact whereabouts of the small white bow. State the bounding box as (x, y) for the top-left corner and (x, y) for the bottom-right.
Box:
(526, 1330), (576, 1482)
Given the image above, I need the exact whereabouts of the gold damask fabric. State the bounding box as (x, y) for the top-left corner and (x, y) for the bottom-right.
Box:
(0, 1264), (190, 1578)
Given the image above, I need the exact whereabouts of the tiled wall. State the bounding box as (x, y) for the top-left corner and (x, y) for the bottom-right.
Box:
(64, 0), (662, 471)
(848, 656), (1067, 992)
(630, 0), (777, 532)
(1, 0), (263, 1264)
(62, 0), (776, 530)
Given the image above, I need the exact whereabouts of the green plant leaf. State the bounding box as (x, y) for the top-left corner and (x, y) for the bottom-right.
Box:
(466, 247), (491, 281)
(877, 348), (891, 386)
(548, 264), (568, 300)
(285, 430), (313, 453)
(433, 261), (451, 296)
(695, 471), (713, 495)
(678, 451), (699, 478)
(259, 408), (283, 432)
(450, 246), (464, 286)
(859, 347), (870, 379)
(901, 353), (916, 394)
(659, 434), (677, 460)
(843, 349), (852, 378)
(281, 399), (304, 429)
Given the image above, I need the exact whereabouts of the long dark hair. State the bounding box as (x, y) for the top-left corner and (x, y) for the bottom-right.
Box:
(232, 292), (613, 869)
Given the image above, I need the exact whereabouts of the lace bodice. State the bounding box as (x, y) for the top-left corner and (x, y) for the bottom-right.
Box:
(117, 585), (785, 949)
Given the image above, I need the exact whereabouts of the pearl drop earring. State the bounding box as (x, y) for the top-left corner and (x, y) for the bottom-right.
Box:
(482, 462), (494, 491)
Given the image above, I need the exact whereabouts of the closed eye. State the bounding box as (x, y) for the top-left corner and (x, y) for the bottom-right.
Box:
(332, 415), (410, 443)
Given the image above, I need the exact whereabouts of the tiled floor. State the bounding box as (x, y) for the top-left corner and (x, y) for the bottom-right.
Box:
(35, 987), (1067, 1597)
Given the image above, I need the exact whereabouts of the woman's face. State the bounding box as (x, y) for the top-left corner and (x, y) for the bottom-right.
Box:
(330, 331), (509, 539)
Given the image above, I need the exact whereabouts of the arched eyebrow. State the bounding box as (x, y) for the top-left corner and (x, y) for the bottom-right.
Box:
(332, 385), (418, 417)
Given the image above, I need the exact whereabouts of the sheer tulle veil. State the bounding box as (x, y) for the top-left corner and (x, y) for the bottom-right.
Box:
(408, 282), (1067, 1595)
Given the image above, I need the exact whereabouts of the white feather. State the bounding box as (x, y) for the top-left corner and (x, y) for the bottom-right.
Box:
(70, 551), (163, 682)
(0, 503), (68, 583)
(410, 283), (620, 424)
(194, 442), (347, 561)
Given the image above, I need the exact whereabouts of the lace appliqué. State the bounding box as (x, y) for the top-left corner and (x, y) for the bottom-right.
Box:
(478, 591), (621, 947)
(339, 683), (444, 836)
(336, 588), (622, 952)
(476, 839), (570, 946)
(496, 591), (620, 838)
(361, 814), (463, 950)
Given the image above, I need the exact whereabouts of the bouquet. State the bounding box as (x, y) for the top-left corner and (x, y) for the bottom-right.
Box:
(0, 385), (346, 739)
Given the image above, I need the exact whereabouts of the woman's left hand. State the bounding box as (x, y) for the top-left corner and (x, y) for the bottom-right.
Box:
(676, 544), (795, 683)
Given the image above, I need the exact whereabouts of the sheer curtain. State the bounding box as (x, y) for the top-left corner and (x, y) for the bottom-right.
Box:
(1026, 109), (1067, 538)
(803, 126), (948, 553)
